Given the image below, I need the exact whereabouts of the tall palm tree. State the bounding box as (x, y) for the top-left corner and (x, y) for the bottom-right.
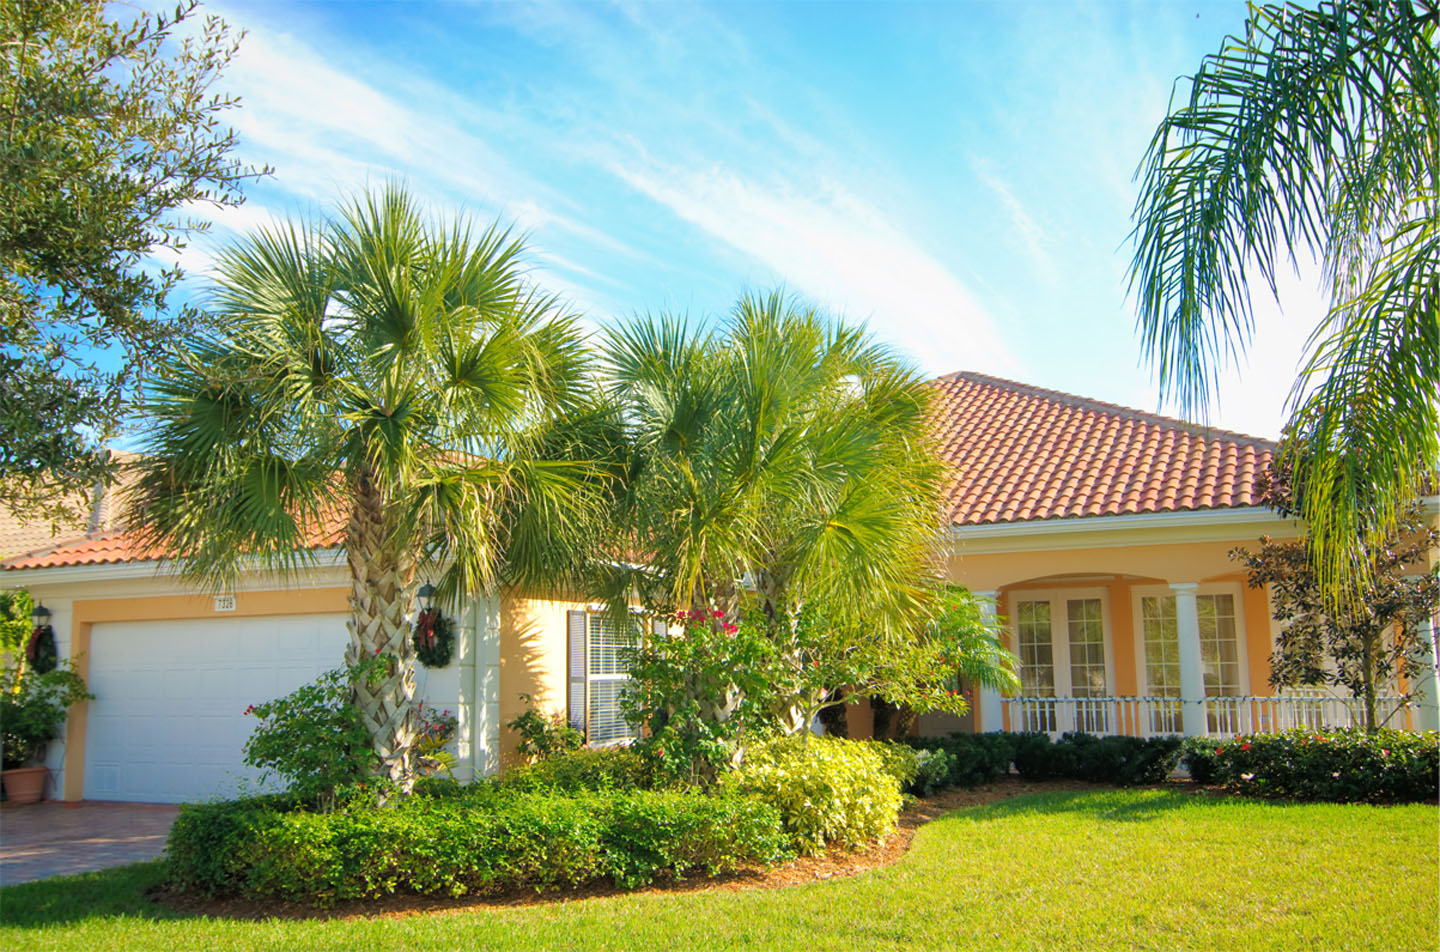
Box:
(131, 185), (598, 791)
(596, 291), (945, 730)
(1129, 0), (1438, 608)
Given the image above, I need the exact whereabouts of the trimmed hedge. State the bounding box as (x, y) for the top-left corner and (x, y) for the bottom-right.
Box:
(1011, 732), (1182, 785)
(725, 736), (903, 855)
(495, 745), (655, 792)
(1181, 729), (1439, 803)
(905, 732), (1017, 787)
(168, 787), (791, 905)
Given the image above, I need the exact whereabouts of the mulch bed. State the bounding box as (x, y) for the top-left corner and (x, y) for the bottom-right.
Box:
(148, 776), (1097, 922)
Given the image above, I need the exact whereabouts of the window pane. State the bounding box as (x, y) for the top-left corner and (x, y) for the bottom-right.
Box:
(1142, 596), (1180, 698)
(1066, 598), (1107, 699)
(1016, 599), (1055, 697)
(1197, 594), (1240, 697)
(587, 615), (638, 745)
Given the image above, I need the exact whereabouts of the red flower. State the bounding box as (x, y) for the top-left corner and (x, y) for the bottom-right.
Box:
(711, 608), (724, 619)
(243, 704), (255, 715)
(1381, 748), (1390, 757)
(1214, 747), (1224, 755)
(1240, 742), (1251, 751)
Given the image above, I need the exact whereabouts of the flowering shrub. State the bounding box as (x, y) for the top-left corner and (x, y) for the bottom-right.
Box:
(723, 735), (902, 855)
(1181, 729), (1439, 803)
(624, 608), (785, 785)
(242, 658), (387, 811)
(414, 702), (458, 776)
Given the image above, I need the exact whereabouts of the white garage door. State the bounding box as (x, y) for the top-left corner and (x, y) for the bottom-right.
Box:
(83, 613), (350, 803)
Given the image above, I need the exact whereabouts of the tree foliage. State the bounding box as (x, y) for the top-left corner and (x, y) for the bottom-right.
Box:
(0, 0), (266, 523)
(130, 184), (600, 792)
(1232, 460), (1438, 731)
(1129, 0), (1439, 609)
(592, 296), (1017, 778)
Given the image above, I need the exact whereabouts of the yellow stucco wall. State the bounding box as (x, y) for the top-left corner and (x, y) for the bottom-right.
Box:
(497, 592), (588, 769)
(949, 523), (1295, 699)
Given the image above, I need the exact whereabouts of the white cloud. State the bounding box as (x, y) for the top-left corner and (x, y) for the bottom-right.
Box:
(607, 156), (1015, 376)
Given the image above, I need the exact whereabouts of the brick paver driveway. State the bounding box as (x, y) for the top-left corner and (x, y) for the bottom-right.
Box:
(0, 801), (179, 886)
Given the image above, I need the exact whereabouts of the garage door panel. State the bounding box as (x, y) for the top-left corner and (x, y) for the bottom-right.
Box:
(84, 613), (350, 803)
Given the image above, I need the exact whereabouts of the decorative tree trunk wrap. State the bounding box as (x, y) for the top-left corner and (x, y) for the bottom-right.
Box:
(344, 473), (420, 792)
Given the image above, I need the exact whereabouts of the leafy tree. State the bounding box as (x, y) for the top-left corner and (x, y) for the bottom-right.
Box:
(1232, 459), (1438, 731)
(596, 294), (1015, 777)
(0, 0), (266, 524)
(0, 588), (32, 655)
(130, 185), (599, 793)
(1129, 0), (1438, 609)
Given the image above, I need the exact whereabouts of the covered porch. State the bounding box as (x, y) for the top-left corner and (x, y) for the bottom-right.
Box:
(949, 527), (1439, 739)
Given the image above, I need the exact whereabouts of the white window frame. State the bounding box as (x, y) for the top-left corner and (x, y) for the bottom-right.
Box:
(1007, 587), (1115, 698)
(1007, 588), (1116, 733)
(1130, 582), (1250, 699)
(568, 608), (666, 747)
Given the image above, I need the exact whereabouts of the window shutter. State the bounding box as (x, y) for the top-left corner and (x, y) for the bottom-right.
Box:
(567, 611), (588, 736)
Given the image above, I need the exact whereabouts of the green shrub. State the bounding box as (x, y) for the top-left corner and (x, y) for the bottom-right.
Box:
(1182, 729), (1438, 803)
(1010, 732), (1182, 785)
(862, 740), (919, 788)
(907, 732), (1017, 787)
(241, 660), (385, 810)
(498, 745), (655, 792)
(506, 694), (584, 762)
(1180, 737), (1221, 785)
(863, 741), (953, 796)
(167, 788), (792, 904)
(724, 735), (902, 855)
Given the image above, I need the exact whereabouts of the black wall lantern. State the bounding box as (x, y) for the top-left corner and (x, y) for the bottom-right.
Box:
(27, 602), (57, 673)
(416, 583), (437, 613)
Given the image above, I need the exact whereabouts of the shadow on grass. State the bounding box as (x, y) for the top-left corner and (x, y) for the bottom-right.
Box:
(944, 787), (1225, 825)
(0, 860), (198, 928)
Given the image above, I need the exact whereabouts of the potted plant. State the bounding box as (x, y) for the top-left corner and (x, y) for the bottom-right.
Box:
(1, 658), (93, 803)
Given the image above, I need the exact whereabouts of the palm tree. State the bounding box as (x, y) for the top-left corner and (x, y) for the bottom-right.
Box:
(1129, 0), (1438, 608)
(596, 291), (948, 732)
(131, 185), (598, 792)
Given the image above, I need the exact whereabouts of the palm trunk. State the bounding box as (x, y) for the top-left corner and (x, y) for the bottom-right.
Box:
(345, 469), (420, 793)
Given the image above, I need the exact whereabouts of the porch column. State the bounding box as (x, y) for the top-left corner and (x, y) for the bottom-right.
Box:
(973, 590), (1006, 733)
(1171, 583), (1206, 736)
(1412, 612), (1440, 732)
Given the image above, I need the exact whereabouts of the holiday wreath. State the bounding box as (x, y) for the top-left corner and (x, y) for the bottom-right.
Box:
(412, 608), (455, 668)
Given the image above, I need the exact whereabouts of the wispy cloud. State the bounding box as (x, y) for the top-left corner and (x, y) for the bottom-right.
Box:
(607, 155), (1014, 375)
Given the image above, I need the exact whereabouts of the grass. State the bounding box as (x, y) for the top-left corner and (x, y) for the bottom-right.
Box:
(2, 789), (1435, 951)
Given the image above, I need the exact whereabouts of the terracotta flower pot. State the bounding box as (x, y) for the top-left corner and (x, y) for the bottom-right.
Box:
(1, 765), (49, 803)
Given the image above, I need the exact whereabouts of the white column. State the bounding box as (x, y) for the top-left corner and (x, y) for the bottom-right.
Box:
(472, 591), (502, 777)
(973, 590), (1006, 734)
(1171, 583), (1206, 736)
(1412, 612), (1439, 732)
(455, 599), (479, 782)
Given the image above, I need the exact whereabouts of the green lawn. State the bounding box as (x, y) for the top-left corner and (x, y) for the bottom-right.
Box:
(2, 789), (1435, 951)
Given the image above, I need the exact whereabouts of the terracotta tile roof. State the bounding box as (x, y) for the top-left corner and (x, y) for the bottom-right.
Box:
(2, 517), (347, 571)
(931, 371), (1275, 526)
(7, 375), (1278, 569)
(0, 452), (142, 562)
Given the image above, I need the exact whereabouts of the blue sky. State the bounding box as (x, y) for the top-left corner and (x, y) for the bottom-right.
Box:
(173, 0), (1326, 439)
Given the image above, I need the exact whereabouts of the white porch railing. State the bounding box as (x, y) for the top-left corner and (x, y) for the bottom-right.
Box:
(1002, 695), (1410, 739)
